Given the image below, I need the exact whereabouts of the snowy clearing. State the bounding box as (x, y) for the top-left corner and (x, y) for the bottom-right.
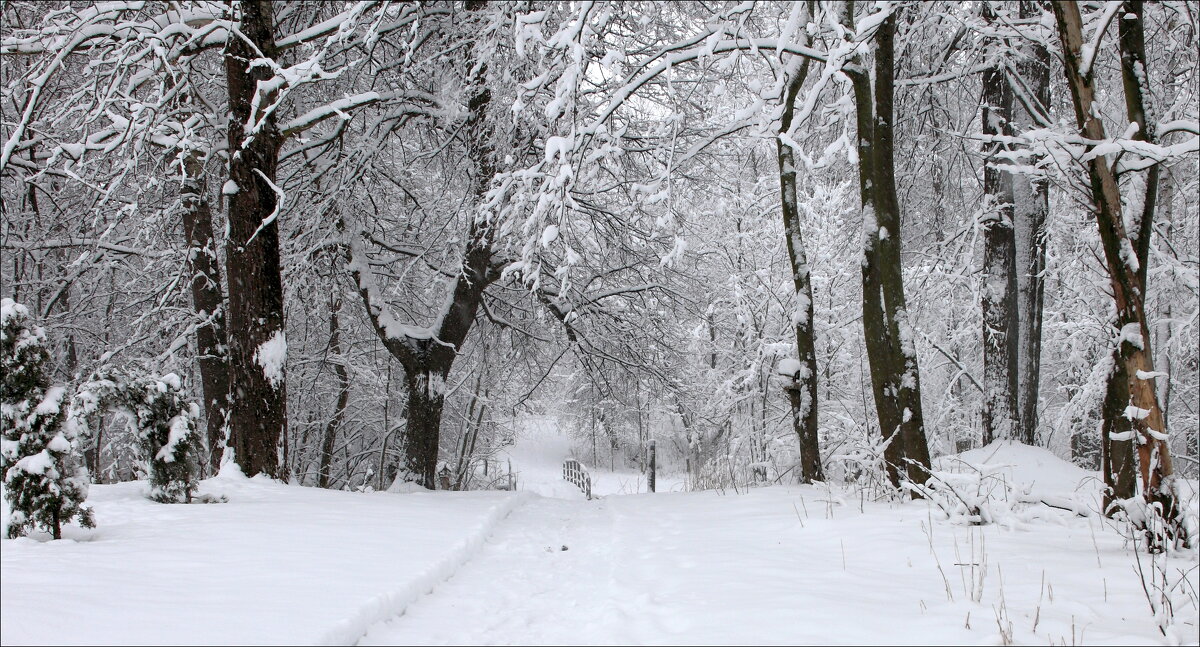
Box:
(3, 442), (1196, 646)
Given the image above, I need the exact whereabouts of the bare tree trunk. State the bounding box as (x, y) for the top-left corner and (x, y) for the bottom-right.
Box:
(224, 0), (287, 479)
(776, 7), (823, 484)
(979, 25), (1019, 446)
(844, 3), (931, 488)
(181, 151), (229, 475)
(1012, 5), (1051, 446)
(319, 297), (348, 489)
(1053, 2), (1186, 546)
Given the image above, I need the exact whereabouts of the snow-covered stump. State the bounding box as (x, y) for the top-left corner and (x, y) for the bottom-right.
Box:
(1, 298), (95, 539)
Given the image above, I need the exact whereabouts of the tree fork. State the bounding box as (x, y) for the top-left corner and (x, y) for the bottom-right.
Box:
(1052, 1), (1185, 546)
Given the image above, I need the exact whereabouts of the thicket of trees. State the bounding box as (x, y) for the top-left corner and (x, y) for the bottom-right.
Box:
(2, 1), (1196, 542)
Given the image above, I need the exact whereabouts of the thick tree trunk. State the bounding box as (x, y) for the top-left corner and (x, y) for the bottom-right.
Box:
(403, 369), (448, 489)
(181, 152), (229, 475)
(980, 45), (1019, 446)
(776, 30), (823, 484)
(223, 0), (287, 479)
(1053, 2), (1185, 546)
(846, 16), (903, 488)
(844, 4), (931, 489)
(318, 298), (348, 489)
(872, 14), (931, 486)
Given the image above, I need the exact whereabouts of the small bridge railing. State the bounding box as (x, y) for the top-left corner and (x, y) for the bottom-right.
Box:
(562, 458), (592, 500)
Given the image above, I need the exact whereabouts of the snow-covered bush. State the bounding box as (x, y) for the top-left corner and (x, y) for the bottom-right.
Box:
(1, 298), (95, 539)
(72, 369), (201, 503)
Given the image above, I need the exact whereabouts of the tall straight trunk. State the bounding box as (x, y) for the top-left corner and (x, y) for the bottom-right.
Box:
(776, 24), (822, 483)
(843, 3), (931, 488)
(1013, 1), (1051, 446)
(845, 7), (902, 487)
(979, 33), (1019, 446)
(223, 0), (287, 479)
(319, 298), (348, 489)
(1053, 2), (1185, 546)
(181, 152), (229, 475)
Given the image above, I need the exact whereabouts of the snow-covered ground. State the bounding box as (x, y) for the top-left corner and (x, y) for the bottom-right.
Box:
(2, 431), (1197, 646)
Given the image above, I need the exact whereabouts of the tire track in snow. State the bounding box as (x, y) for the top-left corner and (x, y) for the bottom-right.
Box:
(316, 491), (533, 646)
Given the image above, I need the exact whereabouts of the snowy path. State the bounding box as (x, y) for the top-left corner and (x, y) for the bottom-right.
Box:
(356, 477), (1186, 646)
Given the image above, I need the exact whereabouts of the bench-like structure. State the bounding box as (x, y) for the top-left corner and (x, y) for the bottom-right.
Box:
(562, 459), (592, 500)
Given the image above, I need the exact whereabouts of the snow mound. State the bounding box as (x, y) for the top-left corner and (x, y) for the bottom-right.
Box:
(386, 478), (429, 494)
(941, 440), (1099, 498)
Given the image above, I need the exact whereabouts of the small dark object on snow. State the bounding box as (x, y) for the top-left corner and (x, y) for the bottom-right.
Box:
(561, 545), (568, 551)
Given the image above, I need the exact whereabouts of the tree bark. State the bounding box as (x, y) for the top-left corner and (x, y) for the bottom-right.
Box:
(979, 23), (1019, 446)
(223, 0), (287, 479)
(181, 151), (229, 475)
(1012, 1), (1051, 446)
(1053, 2), (1185, 545)
(844, 4), (931, 488)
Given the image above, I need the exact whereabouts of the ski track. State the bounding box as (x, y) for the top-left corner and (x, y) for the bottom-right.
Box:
(319, 491), (534, 647)
(357, 495), (650, 645)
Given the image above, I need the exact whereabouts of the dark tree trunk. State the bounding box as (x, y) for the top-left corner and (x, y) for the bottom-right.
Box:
(845, 8), (902, 487)
(181, 152), (229, 475)
(1012, 0), (1051, 447)
(223, 0), (287, 479)
(403, 369), (448, 489)
(1101, 353), (1138, 506)
(979, 29), (1019, 446)
(776, 5), (823, 485)
(872, 13), (931, 486)
(319, 298), (348, 489)
(844, 4), (931, 488)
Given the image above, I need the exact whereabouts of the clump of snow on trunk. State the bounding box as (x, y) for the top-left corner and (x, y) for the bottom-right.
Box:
(254, 331), (287, 389)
